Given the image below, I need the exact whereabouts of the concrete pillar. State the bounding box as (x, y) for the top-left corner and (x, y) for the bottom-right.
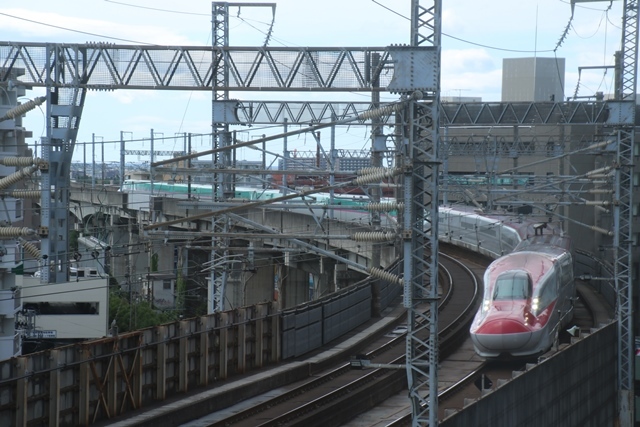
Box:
(156, 326), (167, 400)
(49, 349), (60, 426)
(107, 344), (117, 417)
(255, 304), (265, 368)
(237, 308), (246, 373)
(271, 302), (280, 362)
(218, 312), (228, 379)
(179, 320), (189, 392)
(199, 315), (210, 386)
(132, 339), (142, 409)
(78, 347), (91, 425)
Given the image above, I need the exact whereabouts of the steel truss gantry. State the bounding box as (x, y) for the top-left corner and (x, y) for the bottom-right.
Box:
(0, 32), (395, 288)
(230, 99), (611, 125)
(0, 43), (391, 91)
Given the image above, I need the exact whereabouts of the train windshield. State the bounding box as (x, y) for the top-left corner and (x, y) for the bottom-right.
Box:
(493, 271), (531, 300)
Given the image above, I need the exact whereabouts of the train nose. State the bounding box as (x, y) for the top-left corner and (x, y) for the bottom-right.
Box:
(476, 318), (530, 335)
(472, 319), (532, 352)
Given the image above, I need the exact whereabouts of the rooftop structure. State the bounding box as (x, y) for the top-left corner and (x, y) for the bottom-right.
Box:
(502, 57), (565, 102)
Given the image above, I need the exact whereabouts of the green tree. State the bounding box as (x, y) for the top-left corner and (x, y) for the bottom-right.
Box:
(69, 230), (80, 252)
(175, 272), (186, 313)
(109, 289), (177, 333)
(109, 290), (132, 331)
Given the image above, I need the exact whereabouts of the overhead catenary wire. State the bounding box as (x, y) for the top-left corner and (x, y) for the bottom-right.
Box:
(151, 91), (423, 168)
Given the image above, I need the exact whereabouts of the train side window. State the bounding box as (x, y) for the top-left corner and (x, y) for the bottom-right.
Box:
(536, 275), (557, 312)
(560, 258), (573, 286)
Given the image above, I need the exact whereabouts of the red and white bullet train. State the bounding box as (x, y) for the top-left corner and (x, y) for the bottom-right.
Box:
(470, 234), (574, 358)
(439, 207), (575, 359)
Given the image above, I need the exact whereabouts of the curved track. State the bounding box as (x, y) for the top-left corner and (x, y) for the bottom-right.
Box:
(381, 278), (615, 427)
(187, 251), (482, 427)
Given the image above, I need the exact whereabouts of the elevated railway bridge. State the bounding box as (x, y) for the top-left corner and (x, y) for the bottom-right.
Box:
(66, 181), (400, 310)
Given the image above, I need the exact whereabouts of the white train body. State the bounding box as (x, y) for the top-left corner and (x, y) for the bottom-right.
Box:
(120, 179), (397, 226)
(437, 206), (531, 258)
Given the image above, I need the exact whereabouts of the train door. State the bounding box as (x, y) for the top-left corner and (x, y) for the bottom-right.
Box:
(533, 271), (559, 351)
(558, 254), (575, 325)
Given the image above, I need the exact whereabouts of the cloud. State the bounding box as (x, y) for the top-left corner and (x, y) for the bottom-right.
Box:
(7, 0), (630, 162)
(441, 49), (500, 101)
(0, 8), (206, 45)
(444, 49), (496, 73)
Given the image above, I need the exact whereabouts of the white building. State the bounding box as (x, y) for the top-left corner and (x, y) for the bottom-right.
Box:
(502, 57), (566, 102)
(144, 273), (176, 310)
(20, 275), (109, 340)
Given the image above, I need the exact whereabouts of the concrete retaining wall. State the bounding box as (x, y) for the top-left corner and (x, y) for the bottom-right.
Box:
(441, 322), (617, 427)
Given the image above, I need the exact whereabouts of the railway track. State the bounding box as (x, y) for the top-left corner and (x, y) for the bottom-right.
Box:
(123, 243), (611, 427)
(376, 278), (614, 427)
(185, 250), (483, 427)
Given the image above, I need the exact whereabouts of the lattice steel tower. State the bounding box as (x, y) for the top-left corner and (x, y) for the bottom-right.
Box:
(612, 1), (638, 425)
(401, 1), (441, 425)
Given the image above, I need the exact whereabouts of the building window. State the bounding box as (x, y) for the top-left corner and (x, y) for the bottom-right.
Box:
(163, 279), (171, 290)
(23, 302), (99, 314)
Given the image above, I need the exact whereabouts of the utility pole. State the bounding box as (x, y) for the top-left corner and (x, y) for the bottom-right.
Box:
(101, 137), (105, 183)
(92, 133), (96, 189)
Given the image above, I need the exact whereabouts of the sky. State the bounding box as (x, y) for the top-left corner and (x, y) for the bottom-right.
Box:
(0, 0), (626, 164)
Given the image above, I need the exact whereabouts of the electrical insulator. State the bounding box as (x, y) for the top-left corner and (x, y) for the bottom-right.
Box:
(367, 202), (403, 213)
(0, 97), (46, 122)
(356, 91), (421, 122)
(367, 267), (402, 285)
(352, 168), (398, 186)
(0, 227), (35, 237)
(358, 167), (387, 176)
(0, 165), (38, 190)
(6, 190), (41, 199)
(0, 157), (36, 167)
(18, 237), (41, 259)
(351, 231), (395, 242)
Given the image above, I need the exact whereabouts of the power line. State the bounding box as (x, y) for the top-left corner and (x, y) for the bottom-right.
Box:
(0, 12), (157, 45)
(103, 0), (210, 16)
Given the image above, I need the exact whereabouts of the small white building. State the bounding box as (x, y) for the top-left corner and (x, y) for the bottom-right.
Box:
(19, 275), (109, 340)
(144, 273), (176, 309)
